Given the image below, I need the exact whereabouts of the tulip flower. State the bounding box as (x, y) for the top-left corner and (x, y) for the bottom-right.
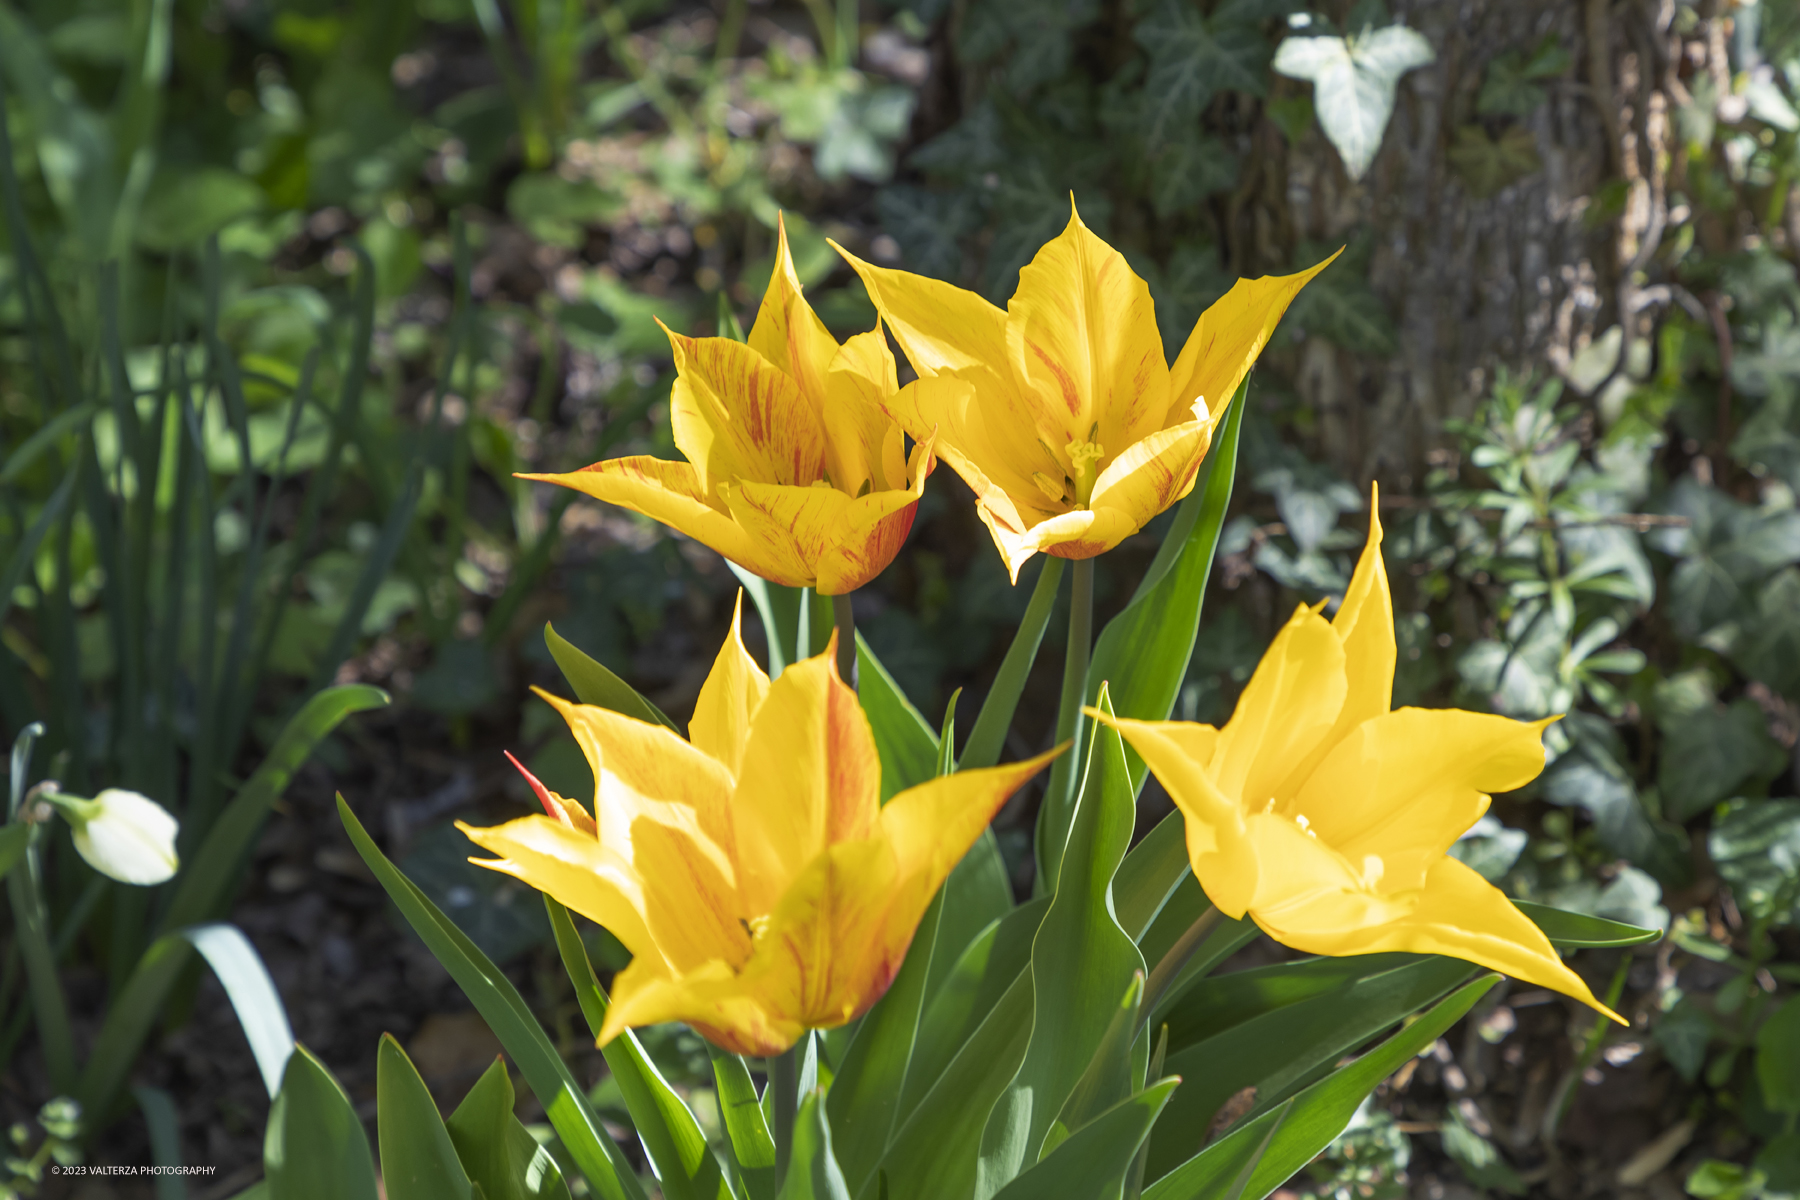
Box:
(832, 204), (1337, 580)
(1089, 493), (1625, 1023)
(460, 597), (1061, 1055)
(520, 217), (958, 594)
(40, 787), (180, 885)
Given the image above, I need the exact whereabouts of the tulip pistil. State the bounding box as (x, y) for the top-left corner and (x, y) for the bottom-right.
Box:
(1068, 439), (1105, 507)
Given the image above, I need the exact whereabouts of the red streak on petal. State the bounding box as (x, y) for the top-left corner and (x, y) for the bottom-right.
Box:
(505, 750), (574, 829)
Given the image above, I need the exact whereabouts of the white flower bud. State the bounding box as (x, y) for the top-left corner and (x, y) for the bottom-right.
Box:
(65, 789), (180, 886)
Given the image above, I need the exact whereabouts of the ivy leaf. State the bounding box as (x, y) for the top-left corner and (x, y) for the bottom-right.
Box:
(1710, 800), (1800, 924)
(1447, 124), (1543, 198)
(1136, 0), (1270, 142)
(961, 0), (1102, 94)
(876, 186), (981, 283)
(1476, 36), (1573, 118)
(1272, 23), (1433, 178)
(1145, 129), (1238, 218)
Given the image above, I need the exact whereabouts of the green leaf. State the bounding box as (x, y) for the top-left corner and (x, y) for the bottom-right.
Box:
(1475, 38), (1571, 117)
(545, 622), (678, 732)
(778, 1091), (851, 1200)
(1272, 24), (1433, 178)
(266, 1046), (380, 1200)
(1052, 972), (1145, 1139)
(1710, 800), (1800, 923)
(1136, 1), (1269, 142)
(1140, 880), (1261, 1024)
(447, 1060), (574, 1200)
(898, 897), (1049, 1124)
(871, 969), (1036, 1198)
(1757, 996), (1800, 1115)
(1148, 955), (1472, 1177)
(855, 633), (939, 801)
(992, 1079), (1180, 1200)
(136, 167), (263, 252)
(378, 1034), (475, 1200)
(134, 1085), (187, 1200)
(337, 797), (646, 1200)
(1142, 975), (1499, 1199)
(1658, 698), (1787, 821)
(543, 897), (734, 1200)
(186, 924), (298, 1098)
(710, 1044), (778, 1196)
(78, 923), (298, 1124)
(989, 686), (1145, 1176)
(0, 823), (32, 884)
(1446, 124), (1542, 198)
(1512, 901), (1661, 948)
(162, 684), (389, 932)
(1147, 130), (1239, 219)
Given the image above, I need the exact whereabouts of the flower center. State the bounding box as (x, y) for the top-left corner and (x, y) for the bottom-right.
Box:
(1068, 439), (1105, 506)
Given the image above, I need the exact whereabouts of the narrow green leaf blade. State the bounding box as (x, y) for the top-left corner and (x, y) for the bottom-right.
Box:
(545, 623), (678, 731)
(991, 1078), (1180, 1200)
(378, 1034), (475, 1200)
(337, 797), (645, 1200)
(0, 823), (33, 884)
(265, 1046), (380, 1200)
(777, 1090), (851, 1200)
(989, 685), (1145, 1173)
(185, 923), (296, 1100)
(1513, 901), (1661, 948)
(855, 633), (938, 801)
(447, 1059), (573, 1200)
(960, 558), (1065, 771)
(1143, 975), (1499, 1200)
(544, 897), (734, 1200)
(133, 1085), (188, 1200)
(709, 1043), (778, 1189)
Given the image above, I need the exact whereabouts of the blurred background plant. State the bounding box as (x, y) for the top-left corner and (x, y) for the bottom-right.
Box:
(1, 0), (1798, 1196)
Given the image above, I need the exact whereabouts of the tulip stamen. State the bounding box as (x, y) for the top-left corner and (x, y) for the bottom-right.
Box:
(1033, 472), (1070, 504)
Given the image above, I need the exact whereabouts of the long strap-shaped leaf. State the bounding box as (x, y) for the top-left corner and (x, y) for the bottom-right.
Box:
(546, 622), (679, 731)
(337, 797), (646, 1200)
(378, 1034), (475, 1200)
(959, 557), (1065, 772)
(1143, 975), (1499, 1199)
(266, 1046), (380, 1200)
(989, 1078), (1181, 1200)
(546, 897), (736, 1200)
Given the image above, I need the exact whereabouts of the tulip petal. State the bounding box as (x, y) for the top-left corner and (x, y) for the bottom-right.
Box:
(631, 816), (754, 970)
(519, 457), (798, 584)
(1004, 204), (1171, 453)
(689, 592), (771, 776)
(1166, 250), (1341, 431)
(461, 814), (657, 964)
(1253, 854), (1626, 1024)
(1210, 604), (1347, 806)
(722, 460), (927, 595)
(729, 648), (881, 914)
(1086, 416), (1214, 540)
(1087, 713), (1263, 918)
(823, 326), (904, 495)
(749, 214), (840, 420)
(881, 745), (1065, 884)
(602, 956), (804, 1057)
(1289, 708), (1551, 892)
(1330, 491), (1396, 735)
(532, 689), (738, 876)
(662, 322), (826, 491)
(830, 241), (1011, 379)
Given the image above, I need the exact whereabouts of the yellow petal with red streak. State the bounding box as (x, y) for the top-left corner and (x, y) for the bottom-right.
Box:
(461, 815), (657, 964)
(662, 320), (826, 490)
(689, 591), (770, 776)
(748, 214), (839, 419)
(1003, 202), (1171, 453)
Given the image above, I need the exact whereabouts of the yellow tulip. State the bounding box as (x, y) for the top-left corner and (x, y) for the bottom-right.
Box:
(832, 204), (1336, 580)
(1088, 493), (1625, 1024)
(521, 217), (960, 594)
(461, 597), (1062, 1055)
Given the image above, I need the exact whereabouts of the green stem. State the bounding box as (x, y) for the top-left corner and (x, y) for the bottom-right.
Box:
(832, 592), (858, 689)
(1140, 906), (1223, 1023)
(772, 1045), (798, 1182)
(1038, 556), (1094, 891)
(961, 557), (1064, 772)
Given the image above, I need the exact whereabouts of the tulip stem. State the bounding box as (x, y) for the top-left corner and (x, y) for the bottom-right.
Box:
(1040, 556), (1095, 888)
(832, 592), (858, 688)
(1142, 905), (1224, 1021)
(771, 1045), (798, 1181)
